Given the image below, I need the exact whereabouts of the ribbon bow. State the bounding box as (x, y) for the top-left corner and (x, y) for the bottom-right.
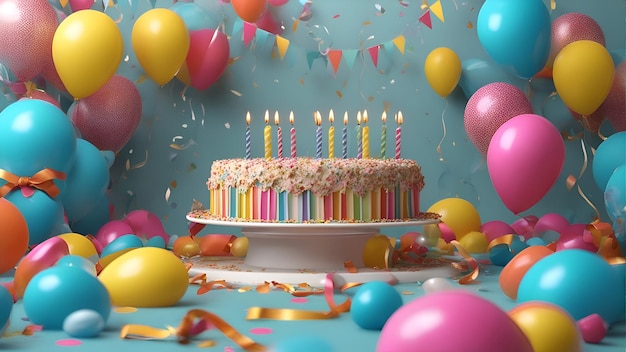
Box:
(0, 168), (66, 198)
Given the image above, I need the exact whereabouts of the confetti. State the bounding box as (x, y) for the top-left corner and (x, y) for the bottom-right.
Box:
(56, 339), (82, 347)
(114, 307), (138, 313)
(249, 327), (273, 335)
(374, 3), (385, 13)
(230, 90), (243, 97)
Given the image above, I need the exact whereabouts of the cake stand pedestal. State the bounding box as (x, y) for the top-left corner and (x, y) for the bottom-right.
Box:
(185, 216), (459, 286)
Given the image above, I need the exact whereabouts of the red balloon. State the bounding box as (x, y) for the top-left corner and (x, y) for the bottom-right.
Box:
(71, 75), (142, 152)
(464, 82), (533, 156)
(22, 90), (61, 109)
(184, 29), (230, 91)
(0, 0), (59, 82)
(547, 13), (606, 69)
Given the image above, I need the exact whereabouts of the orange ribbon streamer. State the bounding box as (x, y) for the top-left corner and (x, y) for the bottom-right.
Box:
(450, 240), (480, 285)
(0, 168), (66, 198)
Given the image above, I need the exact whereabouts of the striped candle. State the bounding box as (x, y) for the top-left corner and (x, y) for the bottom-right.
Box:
(342, 111), (348, 159)
(289, 111), (296, 158)
(245, 112), (251, 159)
(380, 111), (387, 159)
(395, 111), (403, 159)
(275, 111), (283, 158)
(315, 111), (322, 159)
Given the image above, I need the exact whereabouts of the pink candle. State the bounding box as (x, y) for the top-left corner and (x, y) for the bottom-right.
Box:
(395, 111), (403, 159)
(289, 111), (296, 158)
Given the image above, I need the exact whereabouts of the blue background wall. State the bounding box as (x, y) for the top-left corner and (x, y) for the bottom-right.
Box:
(105, 0), (625, 238)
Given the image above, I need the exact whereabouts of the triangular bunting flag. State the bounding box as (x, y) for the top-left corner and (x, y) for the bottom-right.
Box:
(368, 45), (379, 67)
(256, 30), (269, 47)
(59, 0), (68, 7)
(419, 10), (432, 29)
(232, 18), (244, 37)
(327, 50), (343, 74)
(383, 41), (395, 60)
(243, 22), (257, 47)
(275, 36), (290, 61)
(430, 0), (445, 23)
(342, 49), (358, 69)
(392, 35), (406, 55)
(306, 50), (321, 70)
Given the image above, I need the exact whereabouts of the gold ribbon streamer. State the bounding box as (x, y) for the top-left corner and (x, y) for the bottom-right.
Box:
(450, 240), (480, 284)
(486, 234), (515, 252)
(0, 168), (66, 198)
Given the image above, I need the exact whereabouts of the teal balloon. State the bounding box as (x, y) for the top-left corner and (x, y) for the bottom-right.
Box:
(0, 285), (12, 334)
(274, 335), (335, 352)
(169, 2), (215, 31)
(5, 190), (65, 246)
(477, 0), (551, 78)
(605, 164), (626, 227)
(593, 132), (626, 191)
(100, 234), (143, 258)
(68, 195), (111, 236)
(62, 139), (111, 223)
(458, 58), (523, 98)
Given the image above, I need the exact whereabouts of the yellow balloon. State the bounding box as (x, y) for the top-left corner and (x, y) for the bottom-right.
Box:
(509, 302), (582, 352)
(52, 10), (123, 99)
(132, 9), (190, 86)
(553, 40), (614, 116)
(362, 235), (394, 269)
(424, 47), (462, 98)
(427, 198), (481, 240)
(98, 247), (188, 307)
(57, 233), (98, 261)
(457, 231), (488, 253)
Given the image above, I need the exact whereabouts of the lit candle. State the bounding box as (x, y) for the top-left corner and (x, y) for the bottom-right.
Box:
(362, 109), (370, 159)
(315, 111), (322, 159)
(381, 111), (387, 159)
(328, 109), (335, 159)
(356, 111), (362, 159)
(395, 111), (403, 159)
(275, 111), (283, 158)
(342, 111), (348, 159)
(264, 109), (272, 159)
(245, 111), (251, 159)
(289, 111), (296, 158)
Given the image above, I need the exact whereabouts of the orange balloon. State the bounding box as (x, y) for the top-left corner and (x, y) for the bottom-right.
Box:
(499, 246), (554, 300)
(173, 236), (201, 257)
(195, 234), (236, 256)
(0, 199), (29, 275)
(231, 0), (267, 23)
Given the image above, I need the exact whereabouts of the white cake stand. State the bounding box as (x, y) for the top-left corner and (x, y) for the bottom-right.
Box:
(185, 216), (459, 286)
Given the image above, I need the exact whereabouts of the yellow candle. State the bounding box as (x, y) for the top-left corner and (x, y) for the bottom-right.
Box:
(328, 109), (335, 159)
(264, 110), (271, 159)
(362, 109), (370, 159)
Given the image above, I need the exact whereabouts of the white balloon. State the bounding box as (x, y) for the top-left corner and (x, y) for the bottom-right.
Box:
(422, 277), (454, 294)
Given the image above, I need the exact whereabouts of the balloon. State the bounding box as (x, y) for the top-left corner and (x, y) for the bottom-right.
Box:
(122, 209), (169, 243)
(518, 249), (624, 324)
(481, 220), (515, 243)
(268, 0), (288, 6)
(100, 234), (144, 258)
(425, 198), (481, 240)
(52, 9), (124, 98)
(421, 277), (455, 294)
(68, 0), (93, 12)
(57, 232), (98, 261)
(71, 75), (142, 152)
(62, 139), (112, 222)
(5, 191), (66, 245)
(230, 236), (249, 257)
(499, 245), (554, 300)
(55, 254), (96, 276)
(179, 29), (230, 91)
(547, 13), (606, 69)
(255, 8), (283, 35)
(577, 314), (607, 344)
(458, 231), (488, 253)
(533, 213), (570, 238)
(22, 89), (61, 109)
(511, 215), (538, 240)
(63, 309), (105, 338)
(173, 236), (201, 257)
(95, 220), (135, 248)
(23, 266), (111, 329)
(605, 164), (626, 227)
(132, 8), (190, 86)
(552, 40), (614, 116)
(0, 0), (58, 82)
(351, 281), (402, 330)
(593, 132), (626, 191)
(98, 247), (189, 307)
(377, 290), (533, 352)
(488, 236), (528, 267)
(424, 47), (461, 98)
(231, 0), (267, 23)
(476, 0), (551, 78)
(0, 285), (12, 334)
(508, 302), (582, 352)
(0, 198), (28, 274)
(458, 58), (524, 98)
(169, 1), (214, 31)
(555, 223), (597, 252)
(464, 82), (533, 156)
(13, 236), (69, 298)
(487, 114), (565, 214)
(68, 195), (111, 238)
(601, 60), (626, 132)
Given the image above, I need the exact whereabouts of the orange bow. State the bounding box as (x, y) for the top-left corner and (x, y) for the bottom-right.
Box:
(0, 168), (66, 198)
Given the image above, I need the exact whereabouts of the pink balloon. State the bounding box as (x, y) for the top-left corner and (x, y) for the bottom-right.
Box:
(481, 220), (515, 242)
(600, 61), (626, 132)
(377, 290), (533, 352)
(21, 90), (61, 109)
(95, 220), (135, 248)
(268, 0), (288, 6)
(556, 223), (597, 252)
(122, 210), (169, 243)
(186, 29), (230, 91)
(464, 82), (533, 156)
(547, 13), (606, 68)
(13, 236), (69, 298)
(71, 75), (142, 152)
(438, 222), (455, 242)
(0, 0), (58, 82)
(69, 0), (93, 12)
(534, 213), (570, 237)
(487, 114), (565, 215)
(510, 215), (538, 240)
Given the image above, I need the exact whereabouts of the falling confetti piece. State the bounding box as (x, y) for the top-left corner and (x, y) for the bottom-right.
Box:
(332, 14), (340, 18)
(467, 21), (473, 29)
(187, 163), (197, 172)
(249, 327), (273, 335)
(230, 90), (243, 97)
(238, 286), (253, 293)
(336, 90), (343, 98)
(165, 188), (171, 202)
(56, 339), (82, 347)
(114, 307), (138, 313)
(225, 123), (231, 129)
(374, 3), (385, 13)
(290, 297), (309, 303)
(401, 291), (414, 295)
(198, 340), (217, 348)
(225, 347), (236, 352)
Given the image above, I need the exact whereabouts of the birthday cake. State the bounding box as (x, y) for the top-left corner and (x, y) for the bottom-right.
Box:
(192, 157), (427, 222)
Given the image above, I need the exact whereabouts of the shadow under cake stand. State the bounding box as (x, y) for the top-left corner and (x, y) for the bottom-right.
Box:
(185, 216), (460, 287)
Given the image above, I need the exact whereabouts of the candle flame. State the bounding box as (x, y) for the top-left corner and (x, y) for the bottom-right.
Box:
(396, 111), (403, 125)
(362, 109), (368, 124)
(274, 111), (280, 125)
(289, 111), (295, 125)
(246, 111), (251, 125)
(329, 109), (334, 124)
(357, 111), (362, 125)
(343, 111), (348, 125)
(264, 110), (270, 124)
(314, 111), (321, 126)
(381, 111), (387, 124)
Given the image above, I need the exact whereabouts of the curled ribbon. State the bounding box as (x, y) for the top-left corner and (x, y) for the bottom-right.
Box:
(0, 168), (66, 198)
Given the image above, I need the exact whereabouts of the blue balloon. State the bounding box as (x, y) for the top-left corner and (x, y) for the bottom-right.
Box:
(518, 249), (624, 324)
(605, 164), (626, 237)
(0, 100), (76, 181)
(458, 58), (524, 98)
(23, 266), (111, 330)
(62, 139), (111, 223)
(593, 132), (626, 191)
(169, 2), (215, 31)
(68, 195), (111, 236)
(476, 0), (551, 78)
(5, 191), (65, 245)
(0, 285), (13, 334)
(100, 234), (144, 258)
(351, 281), (403, 330)
(488, 236), (529, 266)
